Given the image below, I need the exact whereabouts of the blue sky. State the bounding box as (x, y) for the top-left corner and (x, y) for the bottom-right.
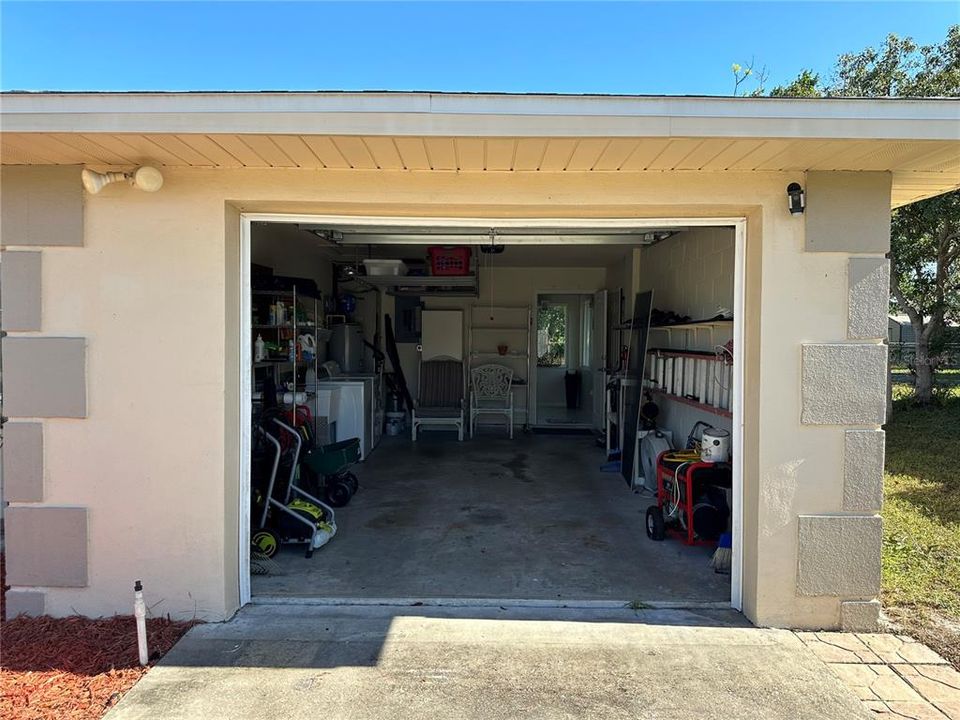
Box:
(2, 2), (956, 95)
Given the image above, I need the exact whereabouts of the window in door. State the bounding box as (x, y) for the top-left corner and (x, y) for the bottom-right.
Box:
(537, 303), (567, 367)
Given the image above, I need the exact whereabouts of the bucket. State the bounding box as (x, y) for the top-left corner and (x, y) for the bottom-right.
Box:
(385, 413), (405, 436)
(700, 428), (730, 463)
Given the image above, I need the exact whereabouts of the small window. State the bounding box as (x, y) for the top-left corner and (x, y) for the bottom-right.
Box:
(537, 303), (567, 367)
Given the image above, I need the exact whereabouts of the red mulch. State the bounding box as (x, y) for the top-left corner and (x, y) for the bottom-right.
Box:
(1, 612), (194, 720)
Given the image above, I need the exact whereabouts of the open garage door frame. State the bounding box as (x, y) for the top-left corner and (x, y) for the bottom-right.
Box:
(237, 213), (748, 611)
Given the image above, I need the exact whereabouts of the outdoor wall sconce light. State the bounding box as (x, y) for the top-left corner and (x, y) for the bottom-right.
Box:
(787, 182), (805, 214)
(82, 166), (164, 195)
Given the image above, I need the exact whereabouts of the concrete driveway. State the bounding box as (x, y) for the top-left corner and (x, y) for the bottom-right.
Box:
(104, 602), (873, 720)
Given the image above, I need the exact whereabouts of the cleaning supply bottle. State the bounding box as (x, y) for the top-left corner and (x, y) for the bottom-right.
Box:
(255, 334), (266, 362)
(288, 339), (296, 361)
(134, 580), (149, 666)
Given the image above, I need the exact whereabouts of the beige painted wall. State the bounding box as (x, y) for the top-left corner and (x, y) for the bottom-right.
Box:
(12, 166), (886, 628)
(387, 266), (607, 420)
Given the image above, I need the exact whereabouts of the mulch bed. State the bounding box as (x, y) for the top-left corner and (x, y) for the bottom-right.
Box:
(1, 614), (194, 720)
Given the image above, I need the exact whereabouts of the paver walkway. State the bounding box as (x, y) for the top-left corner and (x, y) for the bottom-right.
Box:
(796, 632), (959, 719)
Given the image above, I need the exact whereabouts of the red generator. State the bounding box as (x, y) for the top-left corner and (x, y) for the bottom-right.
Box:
(646, 450), (731, 546)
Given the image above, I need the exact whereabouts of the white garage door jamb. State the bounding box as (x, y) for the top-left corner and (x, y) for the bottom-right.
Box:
(237, 213), (747, 613)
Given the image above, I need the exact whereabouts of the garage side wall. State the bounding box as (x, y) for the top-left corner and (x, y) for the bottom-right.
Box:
(3, 167), (888, 628)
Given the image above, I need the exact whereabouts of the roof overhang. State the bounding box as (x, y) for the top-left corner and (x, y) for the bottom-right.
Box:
(2, 91), (958, 206)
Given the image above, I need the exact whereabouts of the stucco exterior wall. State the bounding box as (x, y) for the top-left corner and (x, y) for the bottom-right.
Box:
(1, 166), (889, 629)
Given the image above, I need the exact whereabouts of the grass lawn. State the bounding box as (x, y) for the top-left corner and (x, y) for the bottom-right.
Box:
(882, 381), (960, 667)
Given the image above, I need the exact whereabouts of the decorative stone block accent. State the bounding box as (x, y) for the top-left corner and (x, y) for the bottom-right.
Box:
(797, 514), (882, 597)
(840, 600), (881, 632)
(4, 589), (45, 619)
(805, 171), (892, 253)
(2, 422), (43, 502)
(848, 257), (889, 339)
(0, 250), (41, 331)
(5, 506), (88, 587)
(2, 337), (87, 417)
(844, 430), (885, 512)
(801, 344), (887, 425)
(0, 166), (83, 247)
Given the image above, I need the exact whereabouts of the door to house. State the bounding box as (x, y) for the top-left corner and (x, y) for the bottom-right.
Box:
(534, 293), (594, 428)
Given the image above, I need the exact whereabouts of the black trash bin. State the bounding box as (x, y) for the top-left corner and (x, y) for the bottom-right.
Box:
(565, 370), (582, 409)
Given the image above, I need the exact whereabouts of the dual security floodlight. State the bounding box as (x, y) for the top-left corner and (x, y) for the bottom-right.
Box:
(81, 166), (164, 195)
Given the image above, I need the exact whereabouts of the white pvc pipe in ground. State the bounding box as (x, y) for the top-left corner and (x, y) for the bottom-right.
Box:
(134, 580), (149, 666)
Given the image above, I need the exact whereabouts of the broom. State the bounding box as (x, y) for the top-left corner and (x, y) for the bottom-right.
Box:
(710, 532), (732, 574)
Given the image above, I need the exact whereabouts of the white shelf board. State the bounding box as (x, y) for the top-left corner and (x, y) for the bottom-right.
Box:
(360, 274), (477, 287)
(470, 305), (530, 312)
(471, 352), (529, 358)
(648, 320), (733, 331)
(471, 325), (528, 331)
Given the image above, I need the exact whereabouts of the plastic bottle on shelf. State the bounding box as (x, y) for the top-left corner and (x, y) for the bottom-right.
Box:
(288, 339), (296, 361)
(255, 334), (266, 362)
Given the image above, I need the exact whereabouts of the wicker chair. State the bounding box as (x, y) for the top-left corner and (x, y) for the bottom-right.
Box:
(469, 364), (514, 438)
(411, 356), (465, 441)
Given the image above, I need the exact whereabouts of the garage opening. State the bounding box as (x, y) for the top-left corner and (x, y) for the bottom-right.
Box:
(241, 217), (742, 607)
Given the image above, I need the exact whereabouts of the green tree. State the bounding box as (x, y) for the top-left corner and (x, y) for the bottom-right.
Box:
(770, 70), (820, 97)
(775, 26), (960, 404)
(537, 304), (567, 367)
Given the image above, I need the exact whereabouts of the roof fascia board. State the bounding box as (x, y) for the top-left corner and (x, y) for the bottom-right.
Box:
(2, 92), (958, 141)
(4, 112), (959, 141)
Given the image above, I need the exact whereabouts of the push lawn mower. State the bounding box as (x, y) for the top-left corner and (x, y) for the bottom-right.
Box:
(251, 418), (337, 559)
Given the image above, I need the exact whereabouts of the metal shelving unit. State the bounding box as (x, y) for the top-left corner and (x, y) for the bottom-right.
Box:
(467, 305), (532, 427)
(251, 288), (324, 429)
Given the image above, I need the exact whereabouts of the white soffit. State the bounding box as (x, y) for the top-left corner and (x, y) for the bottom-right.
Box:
(1, 92), (958, 206)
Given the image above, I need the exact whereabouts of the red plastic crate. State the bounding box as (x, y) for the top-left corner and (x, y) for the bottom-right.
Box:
(428, 246), (471, 276)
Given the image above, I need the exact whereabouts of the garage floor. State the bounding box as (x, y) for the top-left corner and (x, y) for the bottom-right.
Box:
(252, 433), (731, 603)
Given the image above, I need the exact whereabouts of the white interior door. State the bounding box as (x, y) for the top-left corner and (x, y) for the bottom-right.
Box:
(591, 289), (608, 430)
